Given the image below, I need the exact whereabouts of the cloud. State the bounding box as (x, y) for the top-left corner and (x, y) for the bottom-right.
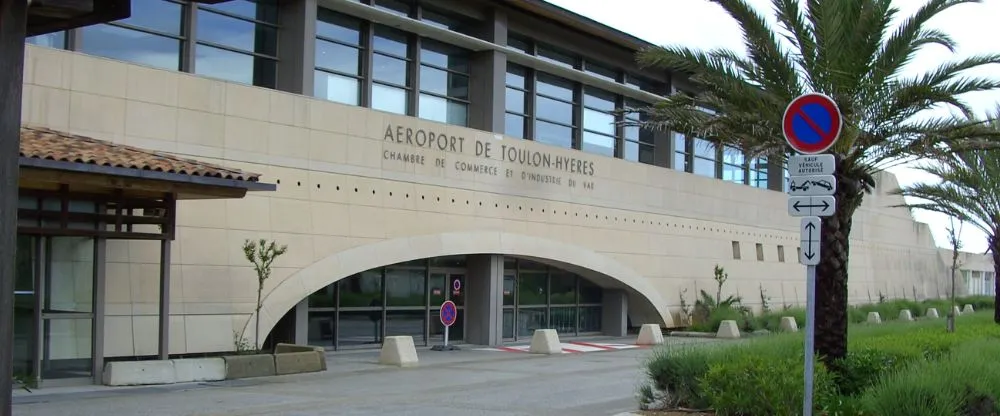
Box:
(546, 0), (1000, 252)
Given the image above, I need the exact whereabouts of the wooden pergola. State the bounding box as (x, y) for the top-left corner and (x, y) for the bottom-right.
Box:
(16, 126), (276, 381)
(2, 0), (234, 410)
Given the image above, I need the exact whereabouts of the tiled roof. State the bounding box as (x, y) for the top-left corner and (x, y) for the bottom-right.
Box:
(19, 126), (263, 182)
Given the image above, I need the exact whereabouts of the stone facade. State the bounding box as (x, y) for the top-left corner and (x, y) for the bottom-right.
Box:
(22, 44), (958, 357)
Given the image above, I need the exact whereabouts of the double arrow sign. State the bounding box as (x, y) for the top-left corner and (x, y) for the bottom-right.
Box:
(787, 154), (838, 266)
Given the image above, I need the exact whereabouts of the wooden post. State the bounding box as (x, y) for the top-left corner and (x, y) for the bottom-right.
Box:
(0, 0), (26, 414)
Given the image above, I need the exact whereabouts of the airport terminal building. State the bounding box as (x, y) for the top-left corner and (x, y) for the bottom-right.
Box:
(14, 0), (984, 385)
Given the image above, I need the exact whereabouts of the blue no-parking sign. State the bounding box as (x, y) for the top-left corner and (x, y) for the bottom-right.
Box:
(440, 300), (457, 327)
(783, 93), (843, 154)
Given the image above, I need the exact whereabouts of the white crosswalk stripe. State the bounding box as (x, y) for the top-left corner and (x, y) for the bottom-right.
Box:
(474, 341), (642, 354)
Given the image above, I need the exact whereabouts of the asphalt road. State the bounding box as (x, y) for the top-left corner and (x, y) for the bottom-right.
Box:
(12, 341), (709, 416)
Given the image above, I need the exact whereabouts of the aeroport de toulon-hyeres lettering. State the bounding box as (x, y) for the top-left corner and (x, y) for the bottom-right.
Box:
(382, 124), (596, 190)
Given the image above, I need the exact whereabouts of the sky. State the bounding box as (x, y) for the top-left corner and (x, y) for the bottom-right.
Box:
(545, 0), (1000, 254)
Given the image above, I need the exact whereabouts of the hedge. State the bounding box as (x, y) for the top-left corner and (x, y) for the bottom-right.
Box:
(686, 296), (995, 333)
(640, 310), (1000, 415)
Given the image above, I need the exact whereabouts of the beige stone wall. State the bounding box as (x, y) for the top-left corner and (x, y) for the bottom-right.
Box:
(22, 45), (952, 356)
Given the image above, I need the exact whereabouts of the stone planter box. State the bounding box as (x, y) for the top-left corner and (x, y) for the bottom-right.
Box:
(102, 343), (327, 386)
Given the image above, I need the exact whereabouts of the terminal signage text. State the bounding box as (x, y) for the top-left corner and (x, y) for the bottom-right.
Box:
(382, 124), (596, 191)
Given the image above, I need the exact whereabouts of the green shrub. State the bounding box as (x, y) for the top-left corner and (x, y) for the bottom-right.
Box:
(858, 340), (1000, 416)
(643, 344), (714, 409)
(955, 295), (995, 311)
(700, 354), (838, 416)
(689, 305), (744, 333)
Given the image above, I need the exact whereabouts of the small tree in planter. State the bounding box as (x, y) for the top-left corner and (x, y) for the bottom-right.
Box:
(242, 238), (288, 352)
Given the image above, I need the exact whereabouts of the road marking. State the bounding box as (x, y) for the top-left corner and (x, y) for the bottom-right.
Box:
(474, 342), (642, 354)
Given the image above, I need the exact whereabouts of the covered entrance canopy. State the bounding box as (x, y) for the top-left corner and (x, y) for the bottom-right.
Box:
(14, 125), (275, 384)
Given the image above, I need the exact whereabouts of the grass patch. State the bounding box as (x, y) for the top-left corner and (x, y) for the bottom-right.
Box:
(640, 310), (1000, 415)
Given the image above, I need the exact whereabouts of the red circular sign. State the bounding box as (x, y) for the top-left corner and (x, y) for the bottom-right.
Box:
(440, 300), (457, 327)
(782, 93), (842, 155)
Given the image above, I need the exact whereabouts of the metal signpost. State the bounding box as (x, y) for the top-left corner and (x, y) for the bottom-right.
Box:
(782, 92), (842, 416)
(431, 300), (460, 351)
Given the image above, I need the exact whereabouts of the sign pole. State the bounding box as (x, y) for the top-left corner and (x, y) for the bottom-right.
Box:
(782, 92), (843, 416)
(803, 264), (816, 416)
(444, 324), (449, 347)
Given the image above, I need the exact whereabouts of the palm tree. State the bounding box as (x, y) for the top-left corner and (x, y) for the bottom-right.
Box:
(891, 115), (1000, 324)
(626, 0), (1000, 364)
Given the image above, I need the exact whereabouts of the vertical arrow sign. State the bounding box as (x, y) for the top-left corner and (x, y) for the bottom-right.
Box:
(799, 217), (821, 266)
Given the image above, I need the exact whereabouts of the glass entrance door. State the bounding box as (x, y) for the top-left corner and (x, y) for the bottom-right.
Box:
(429, 272), (464, 343)
(41, 236), (95, 379)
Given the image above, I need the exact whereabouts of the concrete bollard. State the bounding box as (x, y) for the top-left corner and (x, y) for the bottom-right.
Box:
(898, 309), (914, 321)
(379, 336), (418, 367)
(636, 324), (664, 345)
(953, 305), (962, 317)
(963, 304), (975, 314)
(779, 316), (799, 332)
(867, 312), (882, 324)
(926, 308), (939, 319)
(529, 329), (562, 354)
(716, 320), (741, 339)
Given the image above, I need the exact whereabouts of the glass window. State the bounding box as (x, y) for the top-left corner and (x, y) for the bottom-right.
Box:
(195, 1), (279, 88)
(338, 271), (383, 308)
(422, 8), (478, 37)
(535, 96), (573, 125)
(583, 132), (615, 157)
(385, 267), (425, 307)
(517, 262), (547, 305)
(506, 88), (526, 114)
(420, 40), (469, 73)
(506, 64), (527, 89)
(418, 40), (469, 126)
(308, 284), (336, 308)
(315, 9), (363, 106)
(537, 45), (576, 68)
(694, 157), (715, 177)
(373, 0), (411, 17)
(585, 63), (618, 83)
(26, 31), (67, 49)
(116, 0), (183, 35)
(373, 84), (408, 115)
(418, 94), (467, 125)
(535, 121), (573, 149)
(536, 73), (573, 101)
(79, 0), (184, 71)
(626, 141), (655, 165)
(549, 272), (576, 305)
(722, 146), (745, 184)
(373, 54), (408, 85)
(316, 9), (362, 44)
(750, 157), (768, 188)
(583, 108), (614, 135)
(507, 35), (531, 54)
(80, 24), (182, 71)
(373, 26), (409, 57)
(505, 113), (526, 139)
(316, 41), (361, 75)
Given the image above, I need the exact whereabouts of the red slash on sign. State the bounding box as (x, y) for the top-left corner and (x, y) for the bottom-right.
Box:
(783, 93), (843, 155)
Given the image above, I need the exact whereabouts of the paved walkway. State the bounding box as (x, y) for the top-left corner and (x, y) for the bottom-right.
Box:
(13, 336), (720, 416)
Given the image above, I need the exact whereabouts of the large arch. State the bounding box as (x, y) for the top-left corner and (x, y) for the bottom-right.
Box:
(242, 231), (673, 344)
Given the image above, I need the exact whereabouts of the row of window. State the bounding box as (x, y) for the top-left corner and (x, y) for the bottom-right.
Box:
(26, 0), (780, 189)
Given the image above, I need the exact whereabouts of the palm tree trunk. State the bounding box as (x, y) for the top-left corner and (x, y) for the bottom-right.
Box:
(815, 156), (865, 365)
(992, 235), (1000, 324)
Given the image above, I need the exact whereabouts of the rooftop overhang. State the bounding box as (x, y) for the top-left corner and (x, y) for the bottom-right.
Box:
(18, 125), (276, 201)
(26, 0), (231, 37)
(18, 157), (276, 200)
